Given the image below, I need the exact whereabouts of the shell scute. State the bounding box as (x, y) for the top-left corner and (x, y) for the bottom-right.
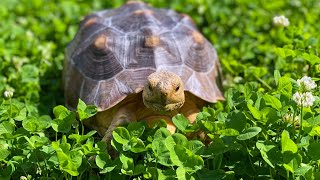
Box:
(73, 40), (123, 80)
(172, 26), (215, 72)
(125, 35), (156, 69)
(64, 67), (83, 109)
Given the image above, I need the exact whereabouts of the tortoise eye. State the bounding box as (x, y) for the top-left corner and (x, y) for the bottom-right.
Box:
(148, 84), (152, 90)
(175, 86), (180, 92)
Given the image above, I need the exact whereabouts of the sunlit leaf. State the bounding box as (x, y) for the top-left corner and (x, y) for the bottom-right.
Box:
(172, 114), (189, 132)
(237, 127), (261, 140)
(281, 130), (297, 154)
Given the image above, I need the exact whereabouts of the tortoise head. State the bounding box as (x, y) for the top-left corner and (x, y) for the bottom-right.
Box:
(143, 71), (185, 112)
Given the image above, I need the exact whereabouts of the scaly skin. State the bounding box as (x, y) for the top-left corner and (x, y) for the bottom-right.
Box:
(84, 71), (206, 142)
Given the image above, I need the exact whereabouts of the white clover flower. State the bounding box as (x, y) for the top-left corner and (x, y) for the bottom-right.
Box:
(273, 15), (290, 27)
(283, 113), (293, 122)
(283, 113), (299, 127)
(26, 30), (34, 39)
(297, 76), (317, 91)
(233, 76), (243, 83)
(293, 92), (315, 107)
(20, 176), (27, 180)
(4, 90), (13, 98)
(36, 166), (42, 175)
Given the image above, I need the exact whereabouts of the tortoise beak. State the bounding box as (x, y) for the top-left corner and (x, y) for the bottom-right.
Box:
(163, 101), (184, 111)
(143, 99), (184, 112)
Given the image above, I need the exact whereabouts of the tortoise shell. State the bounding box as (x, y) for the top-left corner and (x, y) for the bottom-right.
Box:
(63, 1), (224, 111)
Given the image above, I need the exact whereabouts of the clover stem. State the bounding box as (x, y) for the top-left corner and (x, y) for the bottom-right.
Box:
(299, 106), (303, 140)
(154, 159), (158, 180)
(9, 98), (12, 117)
(262, 131), (268, 140)
(21, 165), (28, 178)
(269, 167), (273, 179)
(258, 78), (272, 90)
(217, 154), (222, 169)
(44, 159), (49, 177)
(81, 121), (85, 136)
(292, 111), (296, 136)
(64, 172), (69, 180)
(207, 158), (210, 169)
(245, 143), (256, 172)
(75, 123), (79, 135)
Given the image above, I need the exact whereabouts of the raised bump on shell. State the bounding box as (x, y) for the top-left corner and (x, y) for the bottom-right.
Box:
(192, 31), (204, 44)
(145, 36), (160, 47)
(126, 0), (144, 5)
(83, 17), (97, 28)
(133, 9), (154, 15)
(94, 34), (107, 49)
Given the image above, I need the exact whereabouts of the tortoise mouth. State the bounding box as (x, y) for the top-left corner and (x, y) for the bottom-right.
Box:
(143, 100), (184, 112)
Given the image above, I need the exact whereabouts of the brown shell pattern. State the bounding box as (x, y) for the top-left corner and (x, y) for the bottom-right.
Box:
(64, 1), (224, 111)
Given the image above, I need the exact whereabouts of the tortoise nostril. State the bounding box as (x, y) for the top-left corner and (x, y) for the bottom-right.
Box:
(161, 92), (168, 97)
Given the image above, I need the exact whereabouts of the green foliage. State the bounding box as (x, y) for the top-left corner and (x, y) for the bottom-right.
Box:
(52, 105), (76, 133)
(77, 99), (97, 121)
(1, 0), (320, 179)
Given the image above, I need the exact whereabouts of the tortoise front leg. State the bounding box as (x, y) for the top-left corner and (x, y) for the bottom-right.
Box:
(179, 99), (200, 124)
(142, 115), (176, 134)
(179, 99), (209, 142)
(102, 103), (137, 142)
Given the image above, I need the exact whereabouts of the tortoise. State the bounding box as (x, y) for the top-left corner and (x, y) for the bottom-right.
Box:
(63, 1), (224, 142)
